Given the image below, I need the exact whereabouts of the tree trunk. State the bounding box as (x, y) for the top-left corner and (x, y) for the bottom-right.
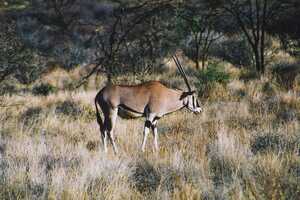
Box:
(107, 64), (112, 84)
(201, 55), (206, 70)
(254, 47), (261, 73)
(195, 58), (200, 69)
(260, 0), (267, 74)
(195, 43), (200, 69)
(260, 42), (265, 74)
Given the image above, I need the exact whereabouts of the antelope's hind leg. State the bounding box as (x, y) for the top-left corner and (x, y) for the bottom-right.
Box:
(105, 108), (118, 154)
(98, 100), (111, 153)
(102, 130), (108, 153)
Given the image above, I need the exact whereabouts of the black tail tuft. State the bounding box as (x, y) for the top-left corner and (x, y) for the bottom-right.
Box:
(94, 97), (103, 131)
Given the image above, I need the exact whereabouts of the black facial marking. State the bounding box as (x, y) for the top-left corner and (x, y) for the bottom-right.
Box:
(180, 92), (189, 100)
(192, 96), (195, 108)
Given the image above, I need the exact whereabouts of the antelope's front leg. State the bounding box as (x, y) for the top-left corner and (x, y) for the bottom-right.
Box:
(141, 120), (151, 152)
(141, 114), (155, 152)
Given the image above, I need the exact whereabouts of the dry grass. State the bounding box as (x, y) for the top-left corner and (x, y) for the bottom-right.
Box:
(1, 70), (300, 200)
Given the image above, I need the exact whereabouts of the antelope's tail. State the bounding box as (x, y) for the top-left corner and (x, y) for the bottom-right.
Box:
(94, 95), (103, 131)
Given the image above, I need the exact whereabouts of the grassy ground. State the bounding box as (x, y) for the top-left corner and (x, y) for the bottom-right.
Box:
(0, 65), (300, 200)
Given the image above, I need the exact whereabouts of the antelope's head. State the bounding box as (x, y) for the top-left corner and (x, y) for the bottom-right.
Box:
(173, 55), (202, 114)
(181, 90), (202, 113)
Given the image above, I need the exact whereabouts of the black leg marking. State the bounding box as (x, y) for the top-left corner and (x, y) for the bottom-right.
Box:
(153, 116), (160, 122)
(104, 118), (112, 131)
(145, 120), (152, 128)
(151, 123), (156, 130)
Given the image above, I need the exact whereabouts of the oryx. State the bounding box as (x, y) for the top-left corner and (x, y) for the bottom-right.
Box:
(94, 55), (202, 154)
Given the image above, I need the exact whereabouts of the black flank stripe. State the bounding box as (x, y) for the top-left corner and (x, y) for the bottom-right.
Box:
(119, 104), (144, 114)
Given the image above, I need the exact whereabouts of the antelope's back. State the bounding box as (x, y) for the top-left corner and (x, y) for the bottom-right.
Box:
(117, 81), (167, 111)
(98, 81), (172, 112)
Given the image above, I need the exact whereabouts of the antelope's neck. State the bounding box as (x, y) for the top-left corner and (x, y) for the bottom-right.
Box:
(163, 89), (186, 115)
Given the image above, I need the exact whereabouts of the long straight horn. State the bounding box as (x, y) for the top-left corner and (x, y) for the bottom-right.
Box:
(172, 55), (192, 91)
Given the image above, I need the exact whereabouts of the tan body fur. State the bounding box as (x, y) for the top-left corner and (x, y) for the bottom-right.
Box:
(101, 81), (184, 117)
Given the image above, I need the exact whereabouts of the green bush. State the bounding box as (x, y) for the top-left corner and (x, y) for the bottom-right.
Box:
(196, 64), (230, 97)
(197, 64), (230, 84)
(32, 83), (56, 96)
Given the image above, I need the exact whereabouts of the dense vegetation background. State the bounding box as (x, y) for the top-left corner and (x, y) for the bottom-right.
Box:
(1, 0), (300, 88)
(0, 0), (300, 199)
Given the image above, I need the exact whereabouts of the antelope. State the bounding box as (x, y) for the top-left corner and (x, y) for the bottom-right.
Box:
(94, 55), (202, 154)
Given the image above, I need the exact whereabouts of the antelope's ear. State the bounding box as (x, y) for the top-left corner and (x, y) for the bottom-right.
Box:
(180, 91), (195, 100)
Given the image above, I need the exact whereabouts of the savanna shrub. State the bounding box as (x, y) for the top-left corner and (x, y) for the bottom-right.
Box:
(55, 100), (81, 116)
(196, 64), (230, 98)
(20, 106), (42, 125)
(239, 69), (259, 81)
(32, 83), (56, 96)
(0, 82), (17, 95)
(261, 82), (280, 97)
(210, 37), (252, 67)
(270, 61), (300, 89)
(251, 134), (298, 154)
(81, 104), (95, 122)
(130, 160), (161, 193)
